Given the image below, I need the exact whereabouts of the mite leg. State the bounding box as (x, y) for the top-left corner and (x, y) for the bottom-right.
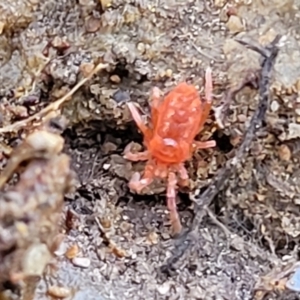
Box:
(177, 163), (189, 187)
(128, 163), (154, 193)
(193, 140), (216, 150)
(167, 172), (182, 235)
(124, 150), (149, 161)
(150, 87), (162, 127)
(123, 143), (150, 161)
(198, 67), (213, 132)
(127, 102), (152, 140)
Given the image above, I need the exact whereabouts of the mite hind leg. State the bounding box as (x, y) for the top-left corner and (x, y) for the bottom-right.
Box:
(128, 162), (154, 193)
(167, 172), (182, 235)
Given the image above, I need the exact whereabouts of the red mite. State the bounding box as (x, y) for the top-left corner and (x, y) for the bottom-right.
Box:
(124, 68), (216, 234)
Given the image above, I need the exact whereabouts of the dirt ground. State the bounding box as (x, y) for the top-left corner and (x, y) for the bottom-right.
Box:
(1, 0), (300, 299)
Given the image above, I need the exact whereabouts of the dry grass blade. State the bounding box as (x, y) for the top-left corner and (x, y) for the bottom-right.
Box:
(0, 63), (108, 134)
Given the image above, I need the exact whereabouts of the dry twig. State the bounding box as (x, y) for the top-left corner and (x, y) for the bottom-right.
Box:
(214, 71), (258, 129)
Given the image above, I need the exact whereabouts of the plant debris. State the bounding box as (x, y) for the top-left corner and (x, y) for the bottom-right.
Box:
(0, 124), (75, 292)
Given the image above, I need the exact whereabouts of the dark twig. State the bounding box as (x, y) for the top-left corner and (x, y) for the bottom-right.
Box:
(160, 35), (280, 273)
(214, 71), (259, 129)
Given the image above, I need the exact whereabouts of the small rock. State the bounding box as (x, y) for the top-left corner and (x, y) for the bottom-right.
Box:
(23, 244), (52, 277)
(110, 75), (121, 83)
(80, 62), (95, 77)
(165, 69), (173, 77)
(137, 42), (146, 54)
(100, 217), (111, 229)
(65, 244), (80, 259)
(103, 163), (111, 170)
(258, 29), (278, 46)
(85, 17), (101, 33)
(147, 231), (159, 245)
(51, 36), (70, 50)
(286, 267), (300, 292)
(47, 286), (72, 298)
(226, 15), (245, 34)
(157, 282), (172, 295)
(270, 100), (280, 112)
(214, 0), (226, 7)
(287, 123), (300, 140)
(100, 0), (112, 9)
(72, 257), (91, 268)
(278, 144), (291, 161)
(112, 90), (130, 103)
(237, 114), (247, 123)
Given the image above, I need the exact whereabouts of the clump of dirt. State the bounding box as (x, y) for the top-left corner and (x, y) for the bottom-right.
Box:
(1, 0), (300, 300)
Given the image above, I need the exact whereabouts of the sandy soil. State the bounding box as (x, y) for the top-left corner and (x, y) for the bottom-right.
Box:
(1, 0), (300, 299)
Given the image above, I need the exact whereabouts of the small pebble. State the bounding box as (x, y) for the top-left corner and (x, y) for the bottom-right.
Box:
(100, 0), (112, 9)
(237, 114), (247, 123)
(147, 231), (159, 245)
(278, 144), (291, 161)
(270, 100), (280, 112)
(65, 244), (80, 259)
(85, 17), (101, 33)
(72, 257), (91, 268)
(226, 15), (245, 33)
(103, 163), (111, 170)
(287, 123), (300, 139)
(137, 42), (146, 53)
(47, 286), (72, 298)
(100, 217), (111, 229)
(286, 267), (300, 292)
(112, 90), (130, 103)
(51, 36), (69, 49)
(119, 221), (132, 233)
(80, 62), (95, 77)
(214, 0), (226, 7)
(165, 69), (173, 77)
(110, 74), (121, 83)
(157, 282), (171, 295)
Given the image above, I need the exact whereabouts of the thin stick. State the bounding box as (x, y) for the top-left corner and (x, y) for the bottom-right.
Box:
(194, 35), (280, 223)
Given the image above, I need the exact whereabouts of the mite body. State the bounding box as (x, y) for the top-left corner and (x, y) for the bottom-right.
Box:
(124, 68), (216, 234)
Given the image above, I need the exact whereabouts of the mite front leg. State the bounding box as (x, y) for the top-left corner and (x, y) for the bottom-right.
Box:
(150, 87), (162, 127)
(127, 102), (152, 141)
(198, 67), (213, 132)
(167, 172), (182, 235)
(128, 162), (154, 194)
(123, 143), (150, 161)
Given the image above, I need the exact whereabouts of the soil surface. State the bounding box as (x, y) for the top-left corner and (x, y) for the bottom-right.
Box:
(1, 0), (300, 300)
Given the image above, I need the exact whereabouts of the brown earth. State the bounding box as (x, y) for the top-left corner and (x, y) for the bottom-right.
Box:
(1, 0), (300, 299)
